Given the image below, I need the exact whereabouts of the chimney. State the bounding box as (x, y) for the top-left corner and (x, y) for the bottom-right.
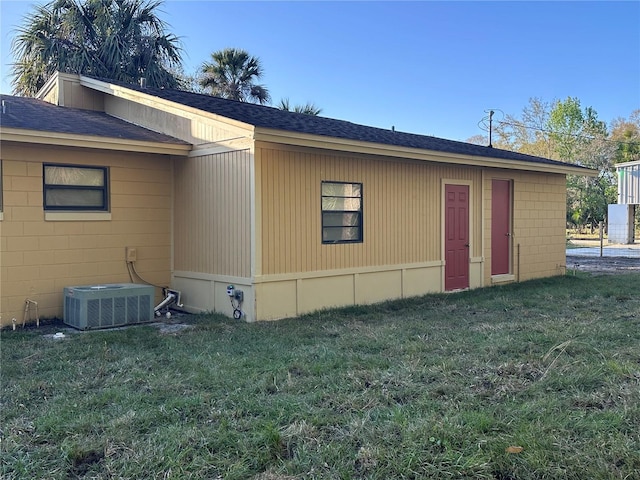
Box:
(139, 78), (147, 89)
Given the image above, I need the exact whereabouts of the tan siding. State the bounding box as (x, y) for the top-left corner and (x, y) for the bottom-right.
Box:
(483, 170), (567, 285)
(104, 96), (251, 146)
(173, 150), (251, 277)
(0, 143), (172, 327)
(40, 73), (105, 110)
(61, 78), (104, 110)
(39, 86), (59, 106)
(257, 142), (483, 275)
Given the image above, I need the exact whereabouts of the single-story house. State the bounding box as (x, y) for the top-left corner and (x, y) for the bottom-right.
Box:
(0, 72), (596, 326)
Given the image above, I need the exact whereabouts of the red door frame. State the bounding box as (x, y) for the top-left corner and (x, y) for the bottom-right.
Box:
(491, 179), (512, 275)
(444, 184), (469, 291)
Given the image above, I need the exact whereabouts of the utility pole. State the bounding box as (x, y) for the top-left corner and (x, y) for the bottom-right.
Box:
(488, 110), (494, 148)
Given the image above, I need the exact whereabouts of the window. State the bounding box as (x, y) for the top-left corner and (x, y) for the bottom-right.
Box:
(321, 181), (363, 243)
(43, 164), (108, 211)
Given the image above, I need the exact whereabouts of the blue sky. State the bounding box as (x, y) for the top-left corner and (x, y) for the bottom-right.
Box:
(1, 1), (638, 141)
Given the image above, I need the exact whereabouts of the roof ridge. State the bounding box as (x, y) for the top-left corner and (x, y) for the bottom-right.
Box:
(20, 76), (596, 173)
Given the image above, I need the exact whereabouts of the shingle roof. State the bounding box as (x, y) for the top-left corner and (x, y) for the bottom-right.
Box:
(0, 94), (188, 146)
(102, 79), (592, 171)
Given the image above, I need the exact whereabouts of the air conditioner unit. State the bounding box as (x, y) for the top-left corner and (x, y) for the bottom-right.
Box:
(63, 283), (155, 330)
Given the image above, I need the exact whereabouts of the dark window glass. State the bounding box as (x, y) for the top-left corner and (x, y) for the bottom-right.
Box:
(321, 181), (363, 244)
(43, 165), (108, 211)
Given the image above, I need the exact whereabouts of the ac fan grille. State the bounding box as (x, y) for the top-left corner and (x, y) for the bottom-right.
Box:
(63, 284), (154, 330)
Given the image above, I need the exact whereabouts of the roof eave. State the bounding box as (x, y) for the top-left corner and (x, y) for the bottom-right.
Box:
(615, 160), (640, 169)
(0, 127), (192, 155)
(254, 128), (598, 177)
(78, 75), (256, 135)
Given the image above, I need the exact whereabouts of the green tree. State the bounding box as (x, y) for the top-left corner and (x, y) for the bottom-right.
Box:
(493, 98), (556, 158)
(277, 98), (322, 115)
(11, 0), (183, 96)
(609, 111), (640, 232)
(199, 48), (270, 104)
(610, 110), (640, 164)
(547, 97), (607, 164)
(565, 134), (617, 230)
(547, 98), (614, 230)
(493, 97), (619, 231)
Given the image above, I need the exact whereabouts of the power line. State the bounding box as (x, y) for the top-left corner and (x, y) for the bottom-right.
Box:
(483, 117), (639, 147)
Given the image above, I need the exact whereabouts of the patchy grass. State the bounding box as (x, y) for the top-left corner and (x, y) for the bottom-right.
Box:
(2, 274), (639, 479)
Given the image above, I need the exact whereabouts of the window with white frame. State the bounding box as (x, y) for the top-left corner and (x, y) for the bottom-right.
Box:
(321, 181), (363, 243)
(43, 164), (108, 211)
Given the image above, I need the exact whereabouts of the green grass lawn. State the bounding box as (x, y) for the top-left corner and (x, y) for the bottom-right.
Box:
(2, 273), (639, 479)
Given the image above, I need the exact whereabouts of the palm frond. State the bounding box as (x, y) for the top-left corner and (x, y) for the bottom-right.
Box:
(10, 0), (183, 96)
(277, 98), (322, 115)
(199, 47), (270, 103)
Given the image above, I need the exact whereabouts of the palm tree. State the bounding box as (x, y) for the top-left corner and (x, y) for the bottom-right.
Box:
(199, 48), (270, 104)
(277, 98), (322, 116)
(11, 0), (183, 96)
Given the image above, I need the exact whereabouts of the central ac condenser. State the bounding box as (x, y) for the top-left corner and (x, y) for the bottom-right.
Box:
(63, 283), (155, 330)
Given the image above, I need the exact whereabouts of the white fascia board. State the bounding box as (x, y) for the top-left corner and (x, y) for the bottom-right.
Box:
(616, 160), (640, 169)
(189, 137), (253, 157)
(35, 72), (61, 100)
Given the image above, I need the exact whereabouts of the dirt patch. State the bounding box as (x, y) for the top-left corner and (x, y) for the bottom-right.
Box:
(566, 255), (640, 275)
(152, 322), (193, 335)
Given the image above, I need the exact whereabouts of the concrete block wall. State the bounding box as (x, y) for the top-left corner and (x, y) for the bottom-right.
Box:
(512, 172), (567, 280)
(0, 143), (173, 327)
(483, 170), (567, 285)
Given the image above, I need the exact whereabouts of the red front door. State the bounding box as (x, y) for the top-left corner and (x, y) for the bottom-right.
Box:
(491, 179), (511, 275)
(445, 184), (469, 291)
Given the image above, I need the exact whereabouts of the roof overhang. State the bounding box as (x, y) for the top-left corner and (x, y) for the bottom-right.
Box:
(79, 75), (255, 135)
(254, 128), (598, 177)
(0, 127), (192, 155)
(72, 73), (597, 177)
(615, 160), (640, 169)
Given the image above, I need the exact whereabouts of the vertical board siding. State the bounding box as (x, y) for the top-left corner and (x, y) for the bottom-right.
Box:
(257, 143), (483, 275)
(62, 78), (104, 110)
(0, 143), (172, 327)
(173, 150), (251, 277)
(42, 74), (104, 110)
(617, 162), (640, 205)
